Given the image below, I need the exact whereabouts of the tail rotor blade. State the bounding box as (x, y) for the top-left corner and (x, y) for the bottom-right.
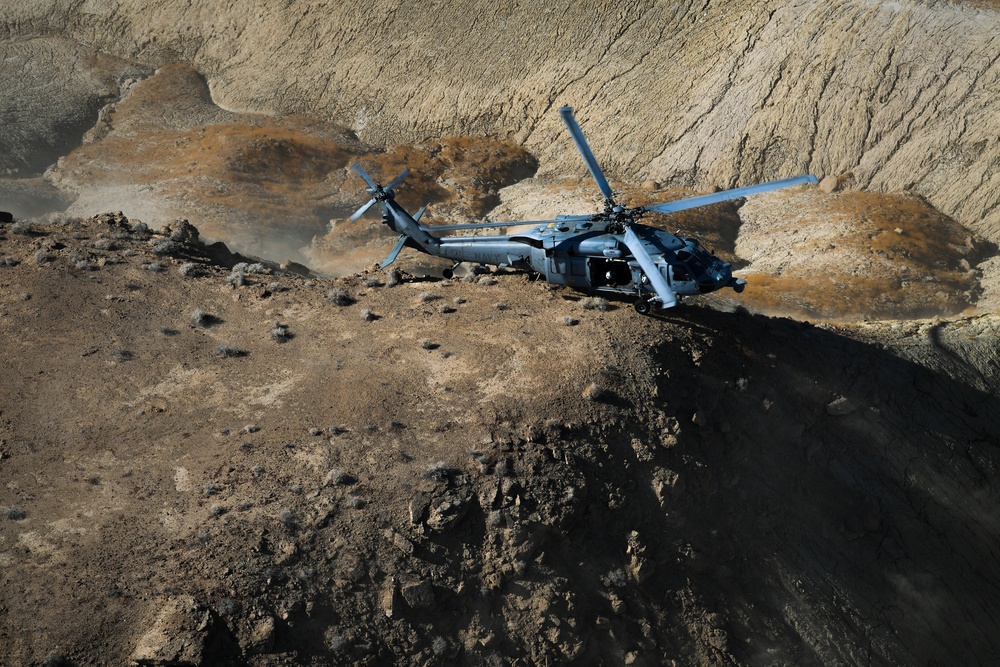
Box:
(350, 163), (407, 221)
(349, 199), (376, 222)
(385, 168), (410, 192)
(560, 106), (614, 203)
(352, 163), (378, 189)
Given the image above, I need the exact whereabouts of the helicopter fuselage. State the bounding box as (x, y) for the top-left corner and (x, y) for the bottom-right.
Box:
(396, 203), (742, 302)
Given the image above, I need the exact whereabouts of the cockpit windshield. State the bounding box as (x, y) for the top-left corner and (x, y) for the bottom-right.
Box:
(670, 249), (706, 280)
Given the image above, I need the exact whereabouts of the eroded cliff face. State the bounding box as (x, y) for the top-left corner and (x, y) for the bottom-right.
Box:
(0, 36), (149, 176)
(4, 0), (999, 241)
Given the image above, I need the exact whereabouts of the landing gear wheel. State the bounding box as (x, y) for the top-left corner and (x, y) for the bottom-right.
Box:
(734, 282), (745, 293)
(442, 268), (454, 279)
(634, 299), (652, 315)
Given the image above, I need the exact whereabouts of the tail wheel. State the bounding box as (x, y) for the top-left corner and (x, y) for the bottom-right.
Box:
(634, 298), (652, 315)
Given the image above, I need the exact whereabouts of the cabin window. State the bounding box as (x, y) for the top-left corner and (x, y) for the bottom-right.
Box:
(590, 258), (631, 287)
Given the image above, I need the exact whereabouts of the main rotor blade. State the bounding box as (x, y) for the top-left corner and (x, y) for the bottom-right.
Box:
(560, 106), (614, 203)
(351, 163), (378, 189)
(385, 167), (410, 191)
(419, 216), (594, 233)
(622, 226), (677, 308)
(349, 199), (376, 222)
(643, 174), (819, 215)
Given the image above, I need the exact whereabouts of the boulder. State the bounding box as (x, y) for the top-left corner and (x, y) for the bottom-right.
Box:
(130, 596), (212, 666)
(164, 219), (201, 244)
(819, 174), (841, 193)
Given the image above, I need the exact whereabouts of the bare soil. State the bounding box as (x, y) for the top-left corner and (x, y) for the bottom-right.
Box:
(2, 214), (999, 666)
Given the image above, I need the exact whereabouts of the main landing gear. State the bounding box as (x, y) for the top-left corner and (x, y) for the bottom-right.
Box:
(443, 263), (488, 279)
(634, 298), (652, 315)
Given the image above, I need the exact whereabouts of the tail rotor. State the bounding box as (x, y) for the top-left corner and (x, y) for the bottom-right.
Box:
(349, 165), (411, 222)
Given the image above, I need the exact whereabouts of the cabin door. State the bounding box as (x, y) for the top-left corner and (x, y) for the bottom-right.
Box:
(547, 255), (588, 286)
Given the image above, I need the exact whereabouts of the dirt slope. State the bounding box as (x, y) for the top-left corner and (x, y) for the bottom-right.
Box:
(2, 216), (999, 666)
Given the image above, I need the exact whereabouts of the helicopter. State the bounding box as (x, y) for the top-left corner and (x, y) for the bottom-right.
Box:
(350, 106), (817, 314)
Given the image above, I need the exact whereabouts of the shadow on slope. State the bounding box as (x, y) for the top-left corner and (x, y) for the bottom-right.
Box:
(577, 306), (1000, 665)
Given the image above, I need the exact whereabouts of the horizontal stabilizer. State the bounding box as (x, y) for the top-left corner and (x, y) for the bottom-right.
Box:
(380, 235), (409, 269)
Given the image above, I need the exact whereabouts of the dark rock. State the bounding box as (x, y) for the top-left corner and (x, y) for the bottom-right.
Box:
(401, 580), (435, 609)
(408, 494), (430, 524)
(426, 492), (471, 532)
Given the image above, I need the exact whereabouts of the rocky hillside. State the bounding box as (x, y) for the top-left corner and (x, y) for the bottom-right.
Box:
(1, 214), (999, 666)
(3, 0), (1000, 242)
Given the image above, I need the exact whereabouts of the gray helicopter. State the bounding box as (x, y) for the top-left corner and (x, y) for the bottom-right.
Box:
(350, 106), (817, 314)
